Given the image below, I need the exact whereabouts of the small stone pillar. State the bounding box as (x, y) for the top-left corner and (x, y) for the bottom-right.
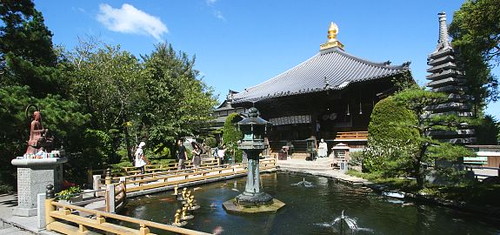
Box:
(11, 157), (67, 216)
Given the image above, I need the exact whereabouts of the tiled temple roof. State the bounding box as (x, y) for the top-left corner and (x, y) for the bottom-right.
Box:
(232, 47), (409, 104)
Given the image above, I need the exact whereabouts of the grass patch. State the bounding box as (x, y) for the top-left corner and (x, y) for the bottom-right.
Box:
(348, 170), (418, 191)
(427, 184), (500, 207)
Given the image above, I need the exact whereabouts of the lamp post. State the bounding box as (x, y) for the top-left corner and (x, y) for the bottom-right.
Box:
(234, 107), (273, 206)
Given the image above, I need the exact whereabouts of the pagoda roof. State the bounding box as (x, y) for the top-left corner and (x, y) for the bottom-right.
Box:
(232, 47), (409, 104)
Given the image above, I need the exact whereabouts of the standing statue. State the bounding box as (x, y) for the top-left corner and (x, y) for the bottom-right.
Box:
(25, 108), (53, 155)
(317, 139), (328, 158)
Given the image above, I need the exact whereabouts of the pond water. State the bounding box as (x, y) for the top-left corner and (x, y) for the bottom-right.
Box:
(122, 172), (500, 234)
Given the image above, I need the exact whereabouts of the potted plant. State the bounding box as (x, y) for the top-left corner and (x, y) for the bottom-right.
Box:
(56, 186), (83, 203)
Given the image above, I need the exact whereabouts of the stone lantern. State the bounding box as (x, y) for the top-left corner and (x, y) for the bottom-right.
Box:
(237, 108), (268, 150)
(332, 143), (349, 172)
(234, 107), (273, 206)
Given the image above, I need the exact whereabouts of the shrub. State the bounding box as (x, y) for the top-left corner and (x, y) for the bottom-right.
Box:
(205, 136), (217, 148)
(56, 186), (82, 200)
(365, 96), (419, 175)
(222, 113), (243, 163)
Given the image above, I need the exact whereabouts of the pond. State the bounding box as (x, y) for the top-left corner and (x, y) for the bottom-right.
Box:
(122, 172), (500, 234)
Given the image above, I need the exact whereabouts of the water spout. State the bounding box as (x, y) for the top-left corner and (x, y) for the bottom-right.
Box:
(291, 178), (314, 188)
(323, 210), (373, 234)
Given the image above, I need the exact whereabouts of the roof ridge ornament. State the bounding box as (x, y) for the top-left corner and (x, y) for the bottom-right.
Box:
(320, 22), (345, 51)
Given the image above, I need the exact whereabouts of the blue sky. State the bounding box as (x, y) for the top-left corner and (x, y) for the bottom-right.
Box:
(34, 0), (499, 120)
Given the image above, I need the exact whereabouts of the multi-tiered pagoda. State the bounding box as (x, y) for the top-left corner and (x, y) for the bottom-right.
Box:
(426, 12), (475, 144)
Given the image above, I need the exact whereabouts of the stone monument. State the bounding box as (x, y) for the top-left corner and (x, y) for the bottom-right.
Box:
(11, 106), (67, 216)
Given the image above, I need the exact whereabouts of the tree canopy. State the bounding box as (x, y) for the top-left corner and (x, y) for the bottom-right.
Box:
(0, 0), (218, 188)
(449, 0), (500, 106)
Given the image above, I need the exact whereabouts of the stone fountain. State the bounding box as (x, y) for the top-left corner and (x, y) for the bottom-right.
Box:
(223, 107), (285, 213)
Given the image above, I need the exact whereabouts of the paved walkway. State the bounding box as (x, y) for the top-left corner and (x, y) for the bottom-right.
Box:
(0, 193), (38, 234)
(276, 157), (369, 185)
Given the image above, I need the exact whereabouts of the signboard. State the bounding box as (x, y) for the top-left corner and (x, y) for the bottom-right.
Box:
(269, 115), (311, 126)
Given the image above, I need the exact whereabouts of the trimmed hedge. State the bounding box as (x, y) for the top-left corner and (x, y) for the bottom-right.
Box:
(364, 96), (419, 174)
(368, 96), (419, 144)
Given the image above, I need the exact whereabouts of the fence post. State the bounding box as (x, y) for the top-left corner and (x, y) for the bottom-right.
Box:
(106, 184), (116, 213)
(37, 192), (46, 229)
(139, 224), (150, 235)
(105, 168), (112, 185)
(45, 184), (55, 230)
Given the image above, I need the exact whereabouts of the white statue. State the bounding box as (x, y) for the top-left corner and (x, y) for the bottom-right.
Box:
(317, 139), (328, 158)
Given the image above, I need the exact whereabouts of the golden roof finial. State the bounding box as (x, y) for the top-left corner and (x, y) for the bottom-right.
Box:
(320, 22), (344, 51)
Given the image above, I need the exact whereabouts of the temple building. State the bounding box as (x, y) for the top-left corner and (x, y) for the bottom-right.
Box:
(212, 90), (245, 130)
(426, 12), (475, 144)
(230, 22), (412, 158)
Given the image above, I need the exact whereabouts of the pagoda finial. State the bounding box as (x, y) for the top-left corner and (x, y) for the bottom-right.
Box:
(437, 12), (451, 49)
(320, 22), (344, 51)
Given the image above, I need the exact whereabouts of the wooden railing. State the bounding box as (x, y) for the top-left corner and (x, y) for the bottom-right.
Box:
(105, 181), (126, 213)
(121, 159), (220, 175)
(45, 198), (210, 235)
(91, 159), (277, 211)
(334, 131), (368, 140)
(122, 159), (276, 193)
(45, 159), (277, 235)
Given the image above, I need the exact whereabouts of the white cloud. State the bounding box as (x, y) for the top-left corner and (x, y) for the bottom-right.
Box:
(205, 0), (225, 20)
(206, 0), (217, 6)
(213, 10), (225, 20)
(96, 3), (168, 41)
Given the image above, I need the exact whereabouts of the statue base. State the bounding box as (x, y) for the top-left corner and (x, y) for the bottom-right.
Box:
(223, 198), (285, 214)
(235, 191), (273, 207)
(11, 157), (67, 217)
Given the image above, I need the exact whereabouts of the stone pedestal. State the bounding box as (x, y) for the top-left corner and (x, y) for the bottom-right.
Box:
(11, 157), (67, 216)
(235, 156), (273, 206)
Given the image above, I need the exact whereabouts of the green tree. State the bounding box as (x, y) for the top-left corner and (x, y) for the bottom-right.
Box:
(140, 43), (217, 154)
(391, 87), (476, 188)
(475, 115), (499, 144)
(66, 40), (141, 162)
(222, 113), (242, 163)
(0, 0), (67, 97)
(449, 0), (500, 110)
(0, 0), (90, 191)
(450, 0), (500, 65)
